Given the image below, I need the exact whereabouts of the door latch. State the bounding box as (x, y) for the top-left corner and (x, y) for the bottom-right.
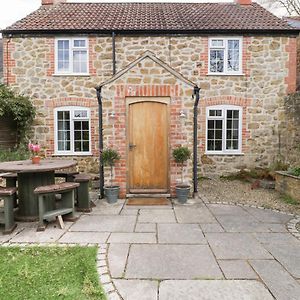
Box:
(129, 143), (137, 150)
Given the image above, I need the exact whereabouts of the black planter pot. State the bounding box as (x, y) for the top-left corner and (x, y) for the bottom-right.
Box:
(175, 185), (190, 203)
(104, 186), (120, 204)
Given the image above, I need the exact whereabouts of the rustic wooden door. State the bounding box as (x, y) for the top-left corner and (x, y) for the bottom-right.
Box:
(128, 99), (169, 193)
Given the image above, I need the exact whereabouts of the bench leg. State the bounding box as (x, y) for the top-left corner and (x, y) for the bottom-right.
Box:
(3, 195), (17, 234)
(6, 178), (18, 208)
(37, 195), (46, 231)
(76, 182), (92, 212)
(61, 190), (77, 222)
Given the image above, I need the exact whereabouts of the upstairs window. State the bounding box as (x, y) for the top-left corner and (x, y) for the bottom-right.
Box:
(55, 38), (88, 75)
(209, 37), (242, 75)
(206, 105), (242, 154)
(54, 107), (91, 155)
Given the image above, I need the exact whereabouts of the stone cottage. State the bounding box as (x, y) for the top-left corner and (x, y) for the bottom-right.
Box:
(1, 0), (299, 198)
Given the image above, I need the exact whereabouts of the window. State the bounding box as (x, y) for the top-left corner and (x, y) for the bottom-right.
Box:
(54, 107), (91, 155)
(209, 37), (242, 75)
(55, 37), (88, 74)
(206, 105), (242, 154)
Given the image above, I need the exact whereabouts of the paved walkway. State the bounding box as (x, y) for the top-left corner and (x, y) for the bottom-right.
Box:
(1, 194), (300, 300)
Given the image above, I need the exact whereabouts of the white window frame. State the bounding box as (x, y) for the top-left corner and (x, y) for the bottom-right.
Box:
(54, 37), (89, 75)
(206, 105), (243, 155)
(54, 106), (91, 155)
(208, 37), (243, 75)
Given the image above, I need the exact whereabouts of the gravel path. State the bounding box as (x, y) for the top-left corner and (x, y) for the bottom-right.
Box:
(199, 178), (300, 216)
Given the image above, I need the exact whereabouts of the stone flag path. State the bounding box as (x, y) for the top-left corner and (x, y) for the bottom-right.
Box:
(1, 195), (300, 300)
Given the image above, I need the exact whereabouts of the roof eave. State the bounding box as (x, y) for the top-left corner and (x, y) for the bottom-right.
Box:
(2, 28), (300, 36)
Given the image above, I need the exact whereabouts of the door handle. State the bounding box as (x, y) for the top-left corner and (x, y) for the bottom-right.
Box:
(129, 143), (137, 150)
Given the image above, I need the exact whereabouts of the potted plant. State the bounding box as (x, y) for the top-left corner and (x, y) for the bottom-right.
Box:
(28, 142), (41, 164)
(102, 148), (121, 203)
(173, 146), (191, 203)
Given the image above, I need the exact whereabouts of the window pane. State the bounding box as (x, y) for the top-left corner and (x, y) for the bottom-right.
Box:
(73, 120), (90, 152)
(215, 130), (222, 140)
(74, 110), (88, 118)
(211, 40), (223, 47)
(215, 140), (222, 151)
(207, 140), (214, 151)
(226, 109), (240, 150)
(233, 110), (239, 119)
(73, 50), (87, 73)
(228, 40), (240, 72)
(57, 40), (70, 72)
(210, 49), (224, 73)
(208, 120), (214, 129)
(82, 141), (89, 152)
(74, 40), (86, 47)
(215, 120), (222, 129)
(208, 130), (214, 139)
(209, 110), (222, 117)
(57, 110), (70, 151)
(207, 118), (223, 151)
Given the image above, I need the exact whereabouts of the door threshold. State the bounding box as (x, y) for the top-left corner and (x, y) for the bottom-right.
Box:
(126, 193), (171, 198)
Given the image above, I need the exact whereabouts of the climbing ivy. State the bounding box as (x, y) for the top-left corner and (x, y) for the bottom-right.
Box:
(0, 84), (36, 144)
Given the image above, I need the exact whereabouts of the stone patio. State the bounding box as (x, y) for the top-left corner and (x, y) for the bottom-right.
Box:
(1, 194), (300, 300)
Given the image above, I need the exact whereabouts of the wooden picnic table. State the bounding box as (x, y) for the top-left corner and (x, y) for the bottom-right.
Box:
(0, 159), (77, 221)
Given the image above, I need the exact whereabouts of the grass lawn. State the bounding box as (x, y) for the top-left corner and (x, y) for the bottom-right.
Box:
(0, 246), (106, 300)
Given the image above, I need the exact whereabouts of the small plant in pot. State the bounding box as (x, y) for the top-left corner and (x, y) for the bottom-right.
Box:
(172, 146), (191, 203)
(102, 148), (121, 204)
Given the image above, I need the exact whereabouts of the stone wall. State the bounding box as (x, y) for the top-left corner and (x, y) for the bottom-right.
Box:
(297, 35), (300, 89)
(1, 34), (298, 194)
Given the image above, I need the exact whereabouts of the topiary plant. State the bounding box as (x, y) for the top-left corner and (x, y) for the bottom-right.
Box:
(102, 148), (121, 187)
(172, 146), (191, 185)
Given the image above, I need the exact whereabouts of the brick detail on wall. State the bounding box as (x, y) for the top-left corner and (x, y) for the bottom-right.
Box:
(44, 98), (98, 156)
(199, 37), (208, 76)
(46, 38), (55, 76)
(285, 37), (297, 94)
(89, 36), (97, 76)
(243, 36), (251, 77)
(198, 96), (251, 153)
(2, 38), (16, 84)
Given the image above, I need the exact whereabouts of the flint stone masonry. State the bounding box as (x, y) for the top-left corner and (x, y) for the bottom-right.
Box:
(2, 34), (298, 197)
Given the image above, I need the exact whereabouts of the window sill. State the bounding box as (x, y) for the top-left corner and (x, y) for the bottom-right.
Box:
(52, 73), (91, 77)
(52, 152), (93, 156)
(206, 73), (245, 76)
(205, 152), (244, 156)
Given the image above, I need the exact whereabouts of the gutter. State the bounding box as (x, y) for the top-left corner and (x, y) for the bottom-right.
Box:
(95, 85), (104, 199)
(193, 86), (200, 195)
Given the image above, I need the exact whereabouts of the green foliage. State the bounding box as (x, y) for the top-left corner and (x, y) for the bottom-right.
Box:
(269, 159), (289, 171)
(0, 246), (106, 300)
(288, 167), (300, 177)
(172, 146), (191, 164)
(102, 148), (121, 167)
(0, 145), (30, 162)
(281, 194), (298, 205)
(0, 84), (36, 143)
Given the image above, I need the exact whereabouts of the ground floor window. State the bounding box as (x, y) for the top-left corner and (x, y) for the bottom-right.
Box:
(206, 105), (242, 154)
(54, 106), (91, 155)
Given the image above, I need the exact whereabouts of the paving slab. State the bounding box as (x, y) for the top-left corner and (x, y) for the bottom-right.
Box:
(158, 224), (206, 244)
(108, 243), (130, 278)
(90, 200), (124, 215)
(206, 233), (273, 259)
(108, 233), (156, 244)
(135, 223), (156, 232)
(218, 260), (258, 279)
(207, 204), (250, 216)
(254, 233), (300, 278)
(243, 206), (293, 223)
(215, 215), (274, 232)
(159, 280), (274, 300)
(70, 215), (136, 232)
(200, 223), (225, 233)
(121, 209), (139, 216)
(250, 259), (300, 300)
(114, 280), (158, 300)
(58, 232), (110, 244)
(126, 244), (223, 279)
(174, 206), (216, 224)
(138, 209), (176, 223)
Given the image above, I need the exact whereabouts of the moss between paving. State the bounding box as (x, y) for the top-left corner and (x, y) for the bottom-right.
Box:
(0, 246), (106, 300)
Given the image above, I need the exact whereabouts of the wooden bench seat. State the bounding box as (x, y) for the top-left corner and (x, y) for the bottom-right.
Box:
(34, 182), (79, 231)
(55, 171), (79, 182)
(0, 173), (18, 208)
(0, 187), (17, 234)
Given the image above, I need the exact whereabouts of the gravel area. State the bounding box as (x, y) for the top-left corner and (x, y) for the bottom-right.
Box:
(199, 178), (300, 216)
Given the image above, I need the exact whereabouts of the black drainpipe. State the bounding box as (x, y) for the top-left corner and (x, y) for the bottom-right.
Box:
(96, 85), (104, 199)
(112, 32), (116, 75)
(193, 86), (200, 195)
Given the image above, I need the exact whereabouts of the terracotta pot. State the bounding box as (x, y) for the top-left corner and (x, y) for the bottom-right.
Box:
(31, 156), (41, 164)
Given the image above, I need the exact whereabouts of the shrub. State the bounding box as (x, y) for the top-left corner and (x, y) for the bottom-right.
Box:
(102, 148), (121, 187)
(172, 146), (191, 184)
(288, 167), (300, 177)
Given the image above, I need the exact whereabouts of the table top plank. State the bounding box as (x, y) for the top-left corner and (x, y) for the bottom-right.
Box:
(0, 159), (77, 173)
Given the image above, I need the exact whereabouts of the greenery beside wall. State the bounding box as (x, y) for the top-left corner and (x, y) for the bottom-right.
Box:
(0, 84), (36, 144)
(0, 145), (30, 162)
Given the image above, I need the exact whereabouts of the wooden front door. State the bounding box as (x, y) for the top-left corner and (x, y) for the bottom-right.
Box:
(128, 99), (169, 193)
